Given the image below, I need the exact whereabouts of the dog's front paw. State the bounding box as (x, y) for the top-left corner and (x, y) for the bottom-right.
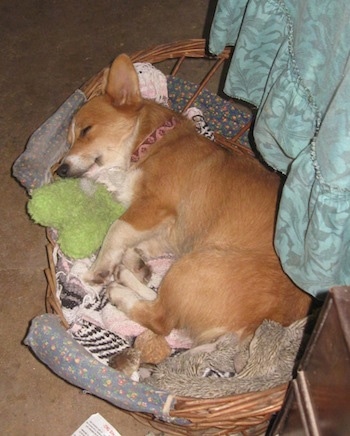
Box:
(83, 268), (114, 286)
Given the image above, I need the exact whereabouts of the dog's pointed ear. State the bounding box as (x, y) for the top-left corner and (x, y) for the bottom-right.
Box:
(105, 54), (141, 107)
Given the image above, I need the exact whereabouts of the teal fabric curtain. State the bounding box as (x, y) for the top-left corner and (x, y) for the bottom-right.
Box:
(209, 0), (350, 298)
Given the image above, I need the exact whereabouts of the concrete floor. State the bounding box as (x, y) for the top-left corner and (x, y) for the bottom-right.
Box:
(0, 1), (219, 435)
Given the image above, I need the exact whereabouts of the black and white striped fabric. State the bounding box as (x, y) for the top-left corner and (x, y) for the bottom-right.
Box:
(70, 320), (130, 365)
(202, 367), (235, 378)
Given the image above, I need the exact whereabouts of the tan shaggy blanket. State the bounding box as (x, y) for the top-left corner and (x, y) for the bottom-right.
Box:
(139, 316), (314, 398)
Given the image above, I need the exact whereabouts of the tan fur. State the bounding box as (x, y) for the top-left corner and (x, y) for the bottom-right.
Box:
(57, 54), (312, 346)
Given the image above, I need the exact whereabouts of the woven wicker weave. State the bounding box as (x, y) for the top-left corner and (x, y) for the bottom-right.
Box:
(45, 39), (288, 435)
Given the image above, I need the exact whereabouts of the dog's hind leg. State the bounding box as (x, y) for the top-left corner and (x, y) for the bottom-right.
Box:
(119, 249), (258, 342)
(107, 252), (216, 338)
(107, 265), (166, 335)
(107, 279), (174, 336)
(107, 282), (145, 314)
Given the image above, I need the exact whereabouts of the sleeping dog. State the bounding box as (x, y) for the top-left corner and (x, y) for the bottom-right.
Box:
(57, 54), (312, 348)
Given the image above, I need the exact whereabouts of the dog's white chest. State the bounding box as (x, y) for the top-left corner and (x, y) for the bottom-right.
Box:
(95, 166), (141, 207)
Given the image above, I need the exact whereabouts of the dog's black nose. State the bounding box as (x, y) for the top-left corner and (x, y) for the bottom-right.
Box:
(56, 163), (70, 178)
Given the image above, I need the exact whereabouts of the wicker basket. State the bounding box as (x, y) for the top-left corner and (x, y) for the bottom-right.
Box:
(45, 39), (288, 436)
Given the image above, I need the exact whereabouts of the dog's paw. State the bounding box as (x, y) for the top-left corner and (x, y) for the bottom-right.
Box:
(107, 282), (139, 314)
(83, 268), (113, 286)
(115, 265), (157, 301)
(132, 257), (152, 284)
(115, 265), (138, 287)
(122, 248), (152, 284)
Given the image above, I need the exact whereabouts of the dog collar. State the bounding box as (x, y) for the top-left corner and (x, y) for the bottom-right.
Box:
(131, 117), (178, 163)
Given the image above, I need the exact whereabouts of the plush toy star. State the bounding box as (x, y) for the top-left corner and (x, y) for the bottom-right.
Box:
(27, 178), (126, 259)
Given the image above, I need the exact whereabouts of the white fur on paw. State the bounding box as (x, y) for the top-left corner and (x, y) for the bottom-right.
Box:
(107, 283), (140, 314)
(83, 268), (113, 286)
(118, 266), (157, 301)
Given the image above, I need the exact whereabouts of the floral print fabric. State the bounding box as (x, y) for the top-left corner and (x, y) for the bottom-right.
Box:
(24, 314), (182, 422)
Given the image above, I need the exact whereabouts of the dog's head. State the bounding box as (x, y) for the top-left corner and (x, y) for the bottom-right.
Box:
(57, 54), (143, 179)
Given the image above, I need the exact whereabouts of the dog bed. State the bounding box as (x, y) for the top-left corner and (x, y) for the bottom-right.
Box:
(15, 40), (304, 435)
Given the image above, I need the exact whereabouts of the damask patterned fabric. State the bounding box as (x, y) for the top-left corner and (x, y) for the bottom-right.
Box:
(210, 0), (350, 298)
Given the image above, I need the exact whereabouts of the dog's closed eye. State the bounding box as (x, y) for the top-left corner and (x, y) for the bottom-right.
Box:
(80, 125), (92, 138)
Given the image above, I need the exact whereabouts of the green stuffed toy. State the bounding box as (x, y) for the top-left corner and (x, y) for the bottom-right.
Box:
(27, 178), (126, 259)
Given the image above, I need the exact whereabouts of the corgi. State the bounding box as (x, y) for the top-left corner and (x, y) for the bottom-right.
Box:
(57, 54), (312, 347)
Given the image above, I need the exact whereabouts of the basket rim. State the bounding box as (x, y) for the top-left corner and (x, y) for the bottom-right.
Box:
(44, 39), (287, 435)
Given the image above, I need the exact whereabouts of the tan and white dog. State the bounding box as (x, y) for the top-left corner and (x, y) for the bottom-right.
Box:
(57, 54), (312, 347)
